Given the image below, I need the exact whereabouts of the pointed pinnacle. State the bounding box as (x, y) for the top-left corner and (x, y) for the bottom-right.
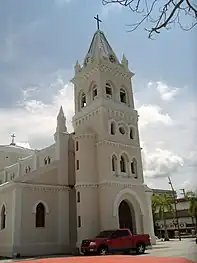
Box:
(121, 53), (128, 68)
(57, 106), (65, 119)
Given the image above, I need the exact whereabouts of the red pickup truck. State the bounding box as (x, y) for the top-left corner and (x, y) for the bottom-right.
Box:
(81, 228), (151, 255)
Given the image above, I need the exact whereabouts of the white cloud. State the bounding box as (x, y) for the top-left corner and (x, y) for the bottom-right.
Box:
(147, 81), (180, 101)
(142, 146), (184, 178)
(0, 77), (74, 149)
(16, 142), (32, 149)
(156, 81), (180, 101)
(138, 104), (172, 127)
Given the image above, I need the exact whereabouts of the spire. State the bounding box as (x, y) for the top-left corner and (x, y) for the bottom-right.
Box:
(57, 106), (64, 119)
(75, 60), (81, 74)
(83, 30), (119, 66)
(56, 106), (67, 133)
(121, 54), (129, 69)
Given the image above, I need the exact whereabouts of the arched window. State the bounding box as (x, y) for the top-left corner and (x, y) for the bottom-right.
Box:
(119, 126), (125, 135)
(35, 203), (45, 228)
(105, 82), (112, 97)
(112, 155), (117, 172)
(47, 156), (51, 164)
(129, 127), (134, 139)
(111, 122), (116, 135)
(76, 160), (79, 170)
(120, 88), (126, 103)
(81, 92), (86, 108)
(120, 155), (126, 173)
(131, 158), (138, 178)
(77, 192), (80, 203)
(76, 141), (79, 151)
(109, 54), (116, 63)
(1, 205), (6, 230)
(92, 85), (97, 100)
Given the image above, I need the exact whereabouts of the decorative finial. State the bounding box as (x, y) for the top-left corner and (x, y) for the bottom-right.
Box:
(94, 14), (102, 30)
(75, 60), (81, 73)
(56, 106), (67, 134)
(57, 106), (65, 119)
(10, 134), (16, 146)
(121, 54), (129, 69)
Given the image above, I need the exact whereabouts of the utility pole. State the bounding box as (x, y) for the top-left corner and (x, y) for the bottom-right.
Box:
(168, 176), (181, 241)
(180, 188), (186, 198)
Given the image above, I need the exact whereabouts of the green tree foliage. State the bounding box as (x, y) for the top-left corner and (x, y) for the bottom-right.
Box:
(152, 193), (174, 240)
(186, 189), (197, 233)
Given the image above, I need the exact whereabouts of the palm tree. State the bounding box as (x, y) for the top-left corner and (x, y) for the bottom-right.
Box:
(152, 194), (174, 241)
(152, 197), (159, 235)
(186, 189), (197, 234)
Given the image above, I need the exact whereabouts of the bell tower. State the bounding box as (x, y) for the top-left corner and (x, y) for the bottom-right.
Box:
(71, 17), (156, 247)
(71, 20), (143, 182)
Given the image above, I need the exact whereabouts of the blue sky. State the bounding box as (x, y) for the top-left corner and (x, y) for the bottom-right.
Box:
(0, 0), (196, 193)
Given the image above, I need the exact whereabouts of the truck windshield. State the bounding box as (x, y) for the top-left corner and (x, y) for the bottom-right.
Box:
(96, 230), (115, 238)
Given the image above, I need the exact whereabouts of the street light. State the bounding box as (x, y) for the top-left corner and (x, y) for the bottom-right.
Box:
(168, 176), (181, 241)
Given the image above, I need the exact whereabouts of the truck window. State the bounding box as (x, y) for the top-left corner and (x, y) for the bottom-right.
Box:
(96, 230), (115, 238)
(111, 230), (130, 238)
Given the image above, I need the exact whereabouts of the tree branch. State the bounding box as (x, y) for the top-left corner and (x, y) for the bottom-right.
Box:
(102, 0), (197, 38)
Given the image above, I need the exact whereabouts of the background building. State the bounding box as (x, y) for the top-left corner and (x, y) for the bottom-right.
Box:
(152, 189), (196, 238)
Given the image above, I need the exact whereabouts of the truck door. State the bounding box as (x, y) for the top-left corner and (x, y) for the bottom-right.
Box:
(110, 230), (131, 251)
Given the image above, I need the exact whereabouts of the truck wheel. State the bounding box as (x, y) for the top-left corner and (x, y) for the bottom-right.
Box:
(136, 243), (145, 254)
(98, 246), (108, 255)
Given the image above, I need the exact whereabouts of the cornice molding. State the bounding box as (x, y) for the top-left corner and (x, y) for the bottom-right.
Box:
(73, 134), (96, 140)
(72, 61), (133, 85)
(0, 181), (70, 193)
(31, 185), (69, 192)
(75, 183), (98, 189)
(20, 182), (70, 192)
(75, 181), (145, 189)
(96, 140), (140, 149)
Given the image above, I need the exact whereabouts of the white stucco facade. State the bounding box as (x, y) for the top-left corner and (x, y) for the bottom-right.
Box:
(0, 29), (156, 258)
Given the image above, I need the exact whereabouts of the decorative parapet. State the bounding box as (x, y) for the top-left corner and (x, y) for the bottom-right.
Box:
(0, 143), (57, 183)
(4, 162), (19, 181)
(37, 144), (56, 167)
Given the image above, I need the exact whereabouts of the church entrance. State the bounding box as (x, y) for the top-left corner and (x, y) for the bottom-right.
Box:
(118, 200), (136, 234)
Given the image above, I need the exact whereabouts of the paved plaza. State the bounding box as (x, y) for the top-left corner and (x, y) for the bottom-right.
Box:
(1, 238), (196, 262)
(145, 238), (197, 261)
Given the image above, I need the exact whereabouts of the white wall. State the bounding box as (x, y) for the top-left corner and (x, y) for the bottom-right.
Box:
(0, 186), (15, 257)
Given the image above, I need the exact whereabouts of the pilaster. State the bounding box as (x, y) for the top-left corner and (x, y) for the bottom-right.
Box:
(145, 189), (157, 245)
(12, 186), (22, 249)
(33, 150), (39, 170)
(58, 190), (70, 248)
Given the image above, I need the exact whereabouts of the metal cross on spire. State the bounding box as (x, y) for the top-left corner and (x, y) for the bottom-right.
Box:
(10, 134), (16, 146)
(94, 14), (102, 30)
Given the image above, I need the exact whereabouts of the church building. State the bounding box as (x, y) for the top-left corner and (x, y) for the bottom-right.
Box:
(0, 24), (156, 258)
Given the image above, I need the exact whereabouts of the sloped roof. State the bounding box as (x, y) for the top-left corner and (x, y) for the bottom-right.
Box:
(84, 30), (119, 64)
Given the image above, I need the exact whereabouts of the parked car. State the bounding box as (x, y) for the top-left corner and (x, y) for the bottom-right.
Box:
(81, 228), (151, 255)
